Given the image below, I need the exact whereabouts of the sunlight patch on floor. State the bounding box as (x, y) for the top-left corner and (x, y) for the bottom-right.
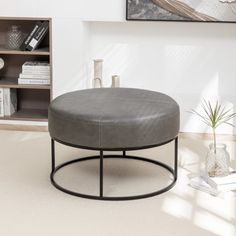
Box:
(162, 195), (193, 220)
(197, 193), (235, 221)
(194, 210), (235, 236)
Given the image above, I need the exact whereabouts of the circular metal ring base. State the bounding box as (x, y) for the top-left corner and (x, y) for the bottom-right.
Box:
(50, 155), (177, 201)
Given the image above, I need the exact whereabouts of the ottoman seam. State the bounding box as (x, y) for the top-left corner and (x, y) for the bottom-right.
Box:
(99, 119), (101, 148)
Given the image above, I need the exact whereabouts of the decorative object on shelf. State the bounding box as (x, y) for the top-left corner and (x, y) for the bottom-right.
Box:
(93, 59), (103, 88)
(0, 57), (4, 70)
(190, 100), (236, 177)
(126, 0), (236, 22)
(6, 25), (24, 50)
(111, 75), (120, 88)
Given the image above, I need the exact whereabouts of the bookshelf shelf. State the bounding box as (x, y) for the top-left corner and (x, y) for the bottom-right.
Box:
(0, 17), (52, 124)
(0, 47), (50, 55)
(0, 108), (48, 121)
(0, 77), (51, 89)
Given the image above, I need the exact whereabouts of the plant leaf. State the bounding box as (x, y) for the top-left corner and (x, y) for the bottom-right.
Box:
(189, 99), (236, 130)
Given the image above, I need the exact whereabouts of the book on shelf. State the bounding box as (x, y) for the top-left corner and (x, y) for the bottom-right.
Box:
(21, 70), (50, 75)
(19, 73), (50, 79)
(0, 88), (4, 117)
(19, 61), (50, 85)
(22, 61), (50, 73)
(26, 21), (49, 51)
(22, 61), (50, 69)
(3, 88), (17, 116)
(20, 21), (42, 51)
(188, 169), (236, 196)
(18, 78), (50, 85)
(0, 88), (17, 117)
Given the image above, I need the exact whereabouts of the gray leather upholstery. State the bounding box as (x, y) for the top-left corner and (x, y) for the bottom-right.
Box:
(48, 88), (180, 150)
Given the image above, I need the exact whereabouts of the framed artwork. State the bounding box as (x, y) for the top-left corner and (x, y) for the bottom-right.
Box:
(126, 0), (236, 23)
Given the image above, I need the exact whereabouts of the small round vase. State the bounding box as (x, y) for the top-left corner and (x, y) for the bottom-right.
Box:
(206, 143), (230, 177)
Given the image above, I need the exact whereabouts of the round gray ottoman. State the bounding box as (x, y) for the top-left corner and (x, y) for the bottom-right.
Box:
(49, 88), (180, 200)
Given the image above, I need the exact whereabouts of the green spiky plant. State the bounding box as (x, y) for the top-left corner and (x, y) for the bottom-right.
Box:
(190, 100), (236, 154)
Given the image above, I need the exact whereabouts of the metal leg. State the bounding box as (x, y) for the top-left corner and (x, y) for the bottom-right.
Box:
(174, 137), (178, 179)
(51, 139), (55, 172)
(50, 138), (178, 201)
(100, 150), (103, 197)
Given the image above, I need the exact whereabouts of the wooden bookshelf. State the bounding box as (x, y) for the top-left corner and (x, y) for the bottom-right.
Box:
(0, 17), (52, 123)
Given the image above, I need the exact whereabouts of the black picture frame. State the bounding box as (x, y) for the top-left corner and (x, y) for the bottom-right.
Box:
(126, 0), (236, 23)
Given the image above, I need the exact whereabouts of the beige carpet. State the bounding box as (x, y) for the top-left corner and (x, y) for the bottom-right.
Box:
(0, 130), (235, 236)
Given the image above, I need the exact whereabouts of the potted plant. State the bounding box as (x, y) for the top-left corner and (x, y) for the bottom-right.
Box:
(190, 100), (236, 177)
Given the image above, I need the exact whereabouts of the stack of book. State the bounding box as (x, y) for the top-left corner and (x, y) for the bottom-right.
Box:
(0, 88), (17, 117)
(189, 169), (236, 196)
(20, 21), (49, 51)
(18, 61), (50, 85)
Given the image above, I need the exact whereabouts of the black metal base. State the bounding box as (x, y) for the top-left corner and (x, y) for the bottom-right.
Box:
(50, 138), (178, 201)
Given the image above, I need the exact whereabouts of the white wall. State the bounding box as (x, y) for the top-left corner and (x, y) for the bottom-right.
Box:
(0, 0), (124, 20)
(52, 19), (90, 97)
(1, 0), (236, 134)
(86, 21), (236, 135)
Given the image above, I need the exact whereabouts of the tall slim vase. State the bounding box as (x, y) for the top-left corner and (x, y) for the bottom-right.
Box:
(93, 59), (103, 88)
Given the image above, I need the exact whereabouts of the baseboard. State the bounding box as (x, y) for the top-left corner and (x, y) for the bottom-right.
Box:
(179, 132), (236, 141)
(0, 124), (48, 132)
(0, 125), (235, 140)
